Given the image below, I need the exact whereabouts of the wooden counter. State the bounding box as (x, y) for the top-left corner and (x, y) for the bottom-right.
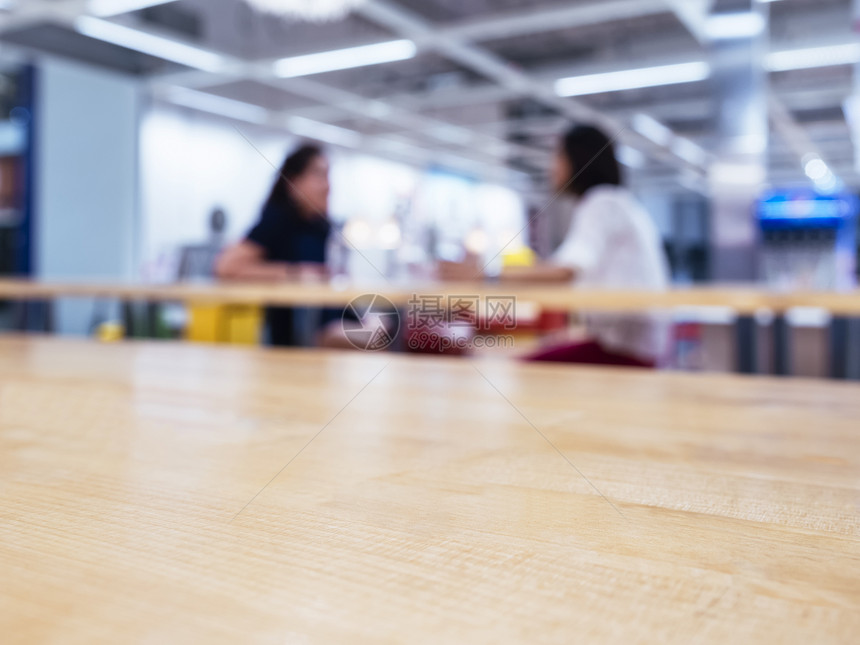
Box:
(0, 336), (857, 643)
(2, 277), (860, 314)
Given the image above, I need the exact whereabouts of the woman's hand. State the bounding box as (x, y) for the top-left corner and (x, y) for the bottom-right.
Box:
(499, 264), (576, 283)
(293, 263), (330, 283)
(215, 241), (293, 281)
(436, 255), (484, 282)
(215, 242), (330, 283)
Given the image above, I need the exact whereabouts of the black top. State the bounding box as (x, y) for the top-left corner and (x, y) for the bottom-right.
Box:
(246, 199), (331, 265)
(245, 198), (332, 346)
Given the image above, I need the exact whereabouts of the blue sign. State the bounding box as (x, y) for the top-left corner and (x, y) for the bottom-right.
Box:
(758, 189), (859, 230)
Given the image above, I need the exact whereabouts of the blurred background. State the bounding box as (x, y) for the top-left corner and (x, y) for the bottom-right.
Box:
(1, 0), (860, 375)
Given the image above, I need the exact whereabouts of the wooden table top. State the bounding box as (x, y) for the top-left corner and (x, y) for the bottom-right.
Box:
(3, 277), (860, 314)
(1, 336), (858, 643)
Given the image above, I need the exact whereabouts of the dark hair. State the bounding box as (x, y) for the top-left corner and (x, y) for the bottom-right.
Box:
(262, 143), (325, 213)
(559, 125), (622, 197)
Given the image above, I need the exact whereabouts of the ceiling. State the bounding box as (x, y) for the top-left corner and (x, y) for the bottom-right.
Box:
(0, 0), (857, 192)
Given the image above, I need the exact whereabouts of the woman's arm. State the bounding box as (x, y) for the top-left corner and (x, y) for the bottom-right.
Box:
(215, 240), (293, 281)
(499, 264), (576, 284)
(437, 257), (576, 284)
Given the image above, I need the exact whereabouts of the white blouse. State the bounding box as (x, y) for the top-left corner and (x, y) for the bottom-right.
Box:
(552, 185), (671, 361)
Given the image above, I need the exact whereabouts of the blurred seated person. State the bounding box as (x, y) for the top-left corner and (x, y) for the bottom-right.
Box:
(440, 124), (670, 368)
(177, 207), (228, 281)
(216, 144), (347, 347)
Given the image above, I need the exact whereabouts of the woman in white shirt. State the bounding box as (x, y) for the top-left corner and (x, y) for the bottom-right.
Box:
(443, 124), (671, 367)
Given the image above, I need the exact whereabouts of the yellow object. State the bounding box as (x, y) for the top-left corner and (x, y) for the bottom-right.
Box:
(501, 246), (536, 268)
(186, 304), (262, 345)
(96, 322), (125, 343)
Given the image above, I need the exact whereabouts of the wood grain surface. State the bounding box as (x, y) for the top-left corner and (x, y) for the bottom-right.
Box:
(3, 278), (860, 314)
(0, 336), (858, 643)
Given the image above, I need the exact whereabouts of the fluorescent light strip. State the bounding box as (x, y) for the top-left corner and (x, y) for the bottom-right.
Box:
(555, 61), (709, 97)
(286, 116), (362, 148)
(766, 43), (860, 72)
(274, 40), (416, 78)
(75, 16), (226, 72)
(162, 93), (363, 148)
(671, 137), (708, 166)
(711, 161), (766, 186)
(632, 114), (673, 147)
(164, 87), (269, 124)
(88, 0), (177, 18)
(431, 124), (474, 145)
(616, 145), (646, 169)
(554, 43), (860, 98)
(705, 12), (766, 40)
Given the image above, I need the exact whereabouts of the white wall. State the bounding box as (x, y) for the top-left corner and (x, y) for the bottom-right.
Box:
(35, 58), (140, 334)
(140, 107), (294, 281)
(140, 106), (527, 281)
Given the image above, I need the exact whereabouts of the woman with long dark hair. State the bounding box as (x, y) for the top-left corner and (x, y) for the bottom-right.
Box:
(216, 144), (335, 346)
(442, 124), (670, 367)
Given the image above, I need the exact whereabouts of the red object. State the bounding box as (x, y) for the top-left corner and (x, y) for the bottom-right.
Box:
(536, 310), (569, 332)
(526, 340), (656, 369)
(482, 309), (568, 334)
(673, 322), (700, 342)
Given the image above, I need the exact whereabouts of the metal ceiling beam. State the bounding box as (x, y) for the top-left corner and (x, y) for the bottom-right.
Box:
(88, 0), (177, 17)
(664, 0), (838, 184)
(148, 93), (529, 183)
(662, 0), (712, 44)
(355, 0), (703, 172)
(163, 71), (542, 178)
(767, 93), (829, 167)
(86, 19), (549, 163)
(0, 0), (177, 29)
(141, 2), (855, 178)
(239, 73), (542, 161)
(122, 0), (677, 90)
(4, 0), (850, 180)
(283, 34), (855, 128)
(0, 0), (89, 31)
(0, 1), (542, 179)
(274, 16), (858, 118)
(126, 0), (690, 169)
(442, 0), (670, 43)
